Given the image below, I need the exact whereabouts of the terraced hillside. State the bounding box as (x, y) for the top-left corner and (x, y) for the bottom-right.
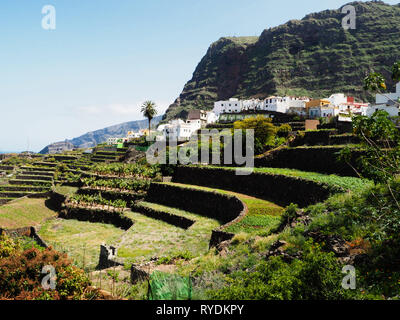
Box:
(0, 143), (380, 300)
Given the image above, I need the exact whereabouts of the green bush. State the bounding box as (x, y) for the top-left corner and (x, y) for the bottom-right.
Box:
(0, 235), (97, 300)
(277, 124), (292, 138)
(208, 241), (354, 300)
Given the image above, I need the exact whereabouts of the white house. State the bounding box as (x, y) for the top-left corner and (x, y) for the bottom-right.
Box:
(242, 99), (262, 111)
(127, 131), (141, 140)
(376, 82), (400, 104)
(213, 98), (243, 116)
(327, 93), (348, 106)
(263, 96), (287, 113)
(365, 105), (399, 117)
(262, 96), (309, 113)
(162, 119), (201, 142)
(309, 106), (338, 119)
(368, 82), (400, 117)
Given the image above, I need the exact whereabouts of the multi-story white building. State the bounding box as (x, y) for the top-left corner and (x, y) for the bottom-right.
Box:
(213, 98), (243, 116)
(262, 96), (310, 113)
(161, 119), (202, 142)
(214, 96), (310, 115)
(242, 99), (262, 111)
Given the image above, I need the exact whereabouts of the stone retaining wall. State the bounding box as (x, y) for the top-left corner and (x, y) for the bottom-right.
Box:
(173, 166), (341, 207)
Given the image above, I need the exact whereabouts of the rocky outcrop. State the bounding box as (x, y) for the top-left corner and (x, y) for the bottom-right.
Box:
(264, 240), (302, 263)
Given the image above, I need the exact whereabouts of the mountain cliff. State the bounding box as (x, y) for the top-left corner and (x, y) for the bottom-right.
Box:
(164, 1), (400, 121)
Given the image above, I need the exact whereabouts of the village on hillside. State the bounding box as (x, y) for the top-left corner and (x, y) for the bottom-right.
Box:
(100, 83), (400, 147)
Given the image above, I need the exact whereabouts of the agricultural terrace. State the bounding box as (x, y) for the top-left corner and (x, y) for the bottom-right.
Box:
(212, 166), (373, 193)
(88, 162), (161, 179)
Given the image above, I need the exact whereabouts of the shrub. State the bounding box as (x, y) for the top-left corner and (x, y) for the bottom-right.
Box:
(0, 235), (96, 300)
(208, 241), (354, 300)
(234, 115), (277, 154)
(277, 124), (292, 138)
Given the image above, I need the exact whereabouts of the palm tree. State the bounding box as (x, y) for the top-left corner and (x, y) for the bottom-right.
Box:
(140, 100), (158, 136)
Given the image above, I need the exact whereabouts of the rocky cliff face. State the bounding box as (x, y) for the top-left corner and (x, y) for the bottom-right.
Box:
(164, 1), (400, 121)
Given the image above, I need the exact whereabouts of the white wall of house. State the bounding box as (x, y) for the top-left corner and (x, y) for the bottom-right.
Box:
(162, 119), (201, 141)
(262, 96), (308, 113)
(376, 82), (400, 104)
(309, 106), (337, 119)
(213, 98), (242, 116)
(365, 105), (399, 117)
(206, 111), (218, 124)
(328, 93), (347, 106)
(127, 131), (141, 139)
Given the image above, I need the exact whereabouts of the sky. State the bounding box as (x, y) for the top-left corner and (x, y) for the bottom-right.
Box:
(0, 0), (399, 152)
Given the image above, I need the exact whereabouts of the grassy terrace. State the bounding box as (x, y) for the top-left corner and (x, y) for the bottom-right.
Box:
(208, 166), (373, 193)
(38, 219), (125, 270)
(53, 185), (79, 197)
(0, 198), (57, 229)
(162, 182), (284, 235)
(115, 208), (220, 265)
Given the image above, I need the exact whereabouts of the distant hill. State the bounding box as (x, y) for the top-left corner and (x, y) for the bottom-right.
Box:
(164, 1), (400, 121)
(39, 115), (163, 154)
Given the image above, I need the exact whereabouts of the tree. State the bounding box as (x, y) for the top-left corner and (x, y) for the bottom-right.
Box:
(233, 115), (277, 154)
(351, 110), (400, 183)
(357, 61), (400, 183)
(140, 101), (158, 136)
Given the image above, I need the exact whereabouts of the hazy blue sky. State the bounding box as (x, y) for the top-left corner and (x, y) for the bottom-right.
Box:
(0, 0), (398, 152)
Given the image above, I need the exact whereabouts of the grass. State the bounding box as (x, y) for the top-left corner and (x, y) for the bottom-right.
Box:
(162, 182), (284, 235)
(0, 198), (57, 229)
(209, 166), (373, 193)
(250, 167), (373, 193)
(53, 185), (78, 197)
(38, 218), (125, 270)
(114, 208), (219, 265)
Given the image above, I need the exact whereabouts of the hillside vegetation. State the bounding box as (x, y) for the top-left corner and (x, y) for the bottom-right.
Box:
(165, 1), (400, 121)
